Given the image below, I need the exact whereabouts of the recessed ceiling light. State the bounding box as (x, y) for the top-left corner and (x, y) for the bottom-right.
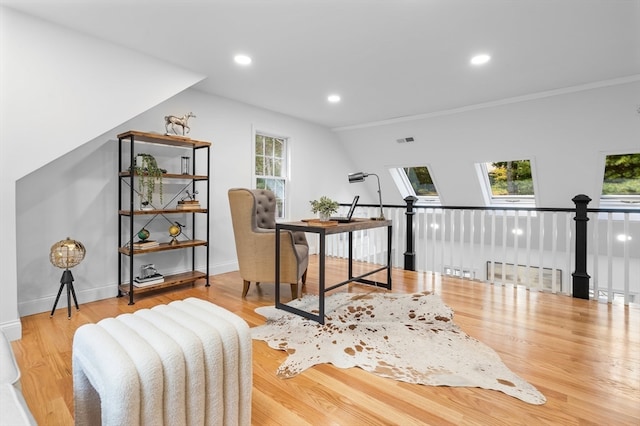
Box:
(328, 94), (341, 103)
(470, 54), (491, 66)
(234, 54), (252, 65)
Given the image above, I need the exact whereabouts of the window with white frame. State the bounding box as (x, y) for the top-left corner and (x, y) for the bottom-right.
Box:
(254, 132), (288, 219)
(478, 159), (536, 206)
(600, 152), (640, 207)
(389, 165), (441, 204)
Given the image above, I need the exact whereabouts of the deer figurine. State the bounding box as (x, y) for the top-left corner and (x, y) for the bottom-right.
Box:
(164, 112), (196, 136)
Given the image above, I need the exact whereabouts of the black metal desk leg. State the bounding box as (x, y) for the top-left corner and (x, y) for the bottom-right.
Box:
(387, 225), (393, 286)
(275, 226), (281, 308)
(348, 231), (353, 280)
(319, 230), (326, 324)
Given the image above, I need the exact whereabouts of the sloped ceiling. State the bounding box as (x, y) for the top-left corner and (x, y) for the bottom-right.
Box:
(4, 0), (639, 129)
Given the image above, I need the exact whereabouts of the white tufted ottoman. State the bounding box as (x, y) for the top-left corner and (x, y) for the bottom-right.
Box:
(72, 298), (252, 426)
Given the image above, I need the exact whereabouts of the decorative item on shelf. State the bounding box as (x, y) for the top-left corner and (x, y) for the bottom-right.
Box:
(137, 228), (150, 242)
(134, 263), (164, 287)
(168, 221), (185, 245)
(181, 156), (191, 174)
(132, 153), (166, 208)
(164, 112), (196, 136)
(348, 172), (385, 220)
(49, 237), (86, 318)
(177, 189), (201, 210)
(131, 228), (159, 249)
(309, 196), (340, 221)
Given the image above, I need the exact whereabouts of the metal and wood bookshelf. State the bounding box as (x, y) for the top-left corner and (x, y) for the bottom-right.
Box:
(117, 130), (211, 304)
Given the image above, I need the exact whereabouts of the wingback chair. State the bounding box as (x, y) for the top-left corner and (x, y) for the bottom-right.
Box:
(228, 188), (309, 299)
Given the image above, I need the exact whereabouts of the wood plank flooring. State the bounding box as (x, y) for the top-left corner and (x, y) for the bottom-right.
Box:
(11, 256), (640, 425)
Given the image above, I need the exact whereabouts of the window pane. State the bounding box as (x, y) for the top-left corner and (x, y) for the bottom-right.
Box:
(485, 160), (534, 196)
(255, 136), (264, 155)
(270, 179), (285, 199)
(255, 156), (264, 175)
(264, 158), (273, 176)
(273, 158), (282, 177)
(265, 137), (274, 157)
(404, 166), (438, 196)
(274, 138), (283, 157)
(262, 178), (286, 218)
(602, 153), (640, 196)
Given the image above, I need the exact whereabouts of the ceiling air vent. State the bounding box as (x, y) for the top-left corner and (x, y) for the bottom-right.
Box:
(396, 136), (415, 144)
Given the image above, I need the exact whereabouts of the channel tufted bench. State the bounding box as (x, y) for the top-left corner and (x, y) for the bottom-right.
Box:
(72, 298), (252, 426)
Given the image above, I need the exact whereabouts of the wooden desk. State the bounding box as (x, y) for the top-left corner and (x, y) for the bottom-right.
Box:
(275, 218), (392, 324)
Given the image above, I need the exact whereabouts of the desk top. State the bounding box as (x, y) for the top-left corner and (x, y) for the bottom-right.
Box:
(277, 218), (392, 234)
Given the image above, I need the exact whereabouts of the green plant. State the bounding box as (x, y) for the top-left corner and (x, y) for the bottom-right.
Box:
(309, 196), (339, 219)
(132, 153), (166, 205)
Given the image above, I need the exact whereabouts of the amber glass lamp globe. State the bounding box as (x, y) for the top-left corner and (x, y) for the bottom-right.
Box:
(50, 237), (86, 269)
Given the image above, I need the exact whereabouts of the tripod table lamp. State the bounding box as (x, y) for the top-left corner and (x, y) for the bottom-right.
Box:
(49, 237), (86, 319)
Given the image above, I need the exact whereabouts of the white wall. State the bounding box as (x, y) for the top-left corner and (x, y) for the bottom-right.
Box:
(15, 88), (358, 316)
(336, 80), (640, 208)
(1, 6), (203, 338)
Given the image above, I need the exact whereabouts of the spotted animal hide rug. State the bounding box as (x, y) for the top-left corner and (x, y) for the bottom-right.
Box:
(251, 291), (546, 405)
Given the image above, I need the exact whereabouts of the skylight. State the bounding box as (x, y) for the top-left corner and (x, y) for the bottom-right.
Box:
(477, 159), (536, 206)
(600, 152), (640, 206)
(389, 165), (440, 204)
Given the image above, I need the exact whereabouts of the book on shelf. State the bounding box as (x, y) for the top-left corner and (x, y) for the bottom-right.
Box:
(177, 200), (201, 210)
(131, 240), (160, 248)
(133, 273), (164, 287)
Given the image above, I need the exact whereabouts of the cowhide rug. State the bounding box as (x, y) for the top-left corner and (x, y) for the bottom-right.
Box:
(251, 291), (546, 405)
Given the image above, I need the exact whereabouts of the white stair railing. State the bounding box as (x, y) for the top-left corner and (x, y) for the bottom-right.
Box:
(323, 203), (639, 305)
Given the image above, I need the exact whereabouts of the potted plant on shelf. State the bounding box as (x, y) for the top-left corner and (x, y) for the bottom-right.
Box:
(132, 153), (166, 209)
(310, 196), (339, 221)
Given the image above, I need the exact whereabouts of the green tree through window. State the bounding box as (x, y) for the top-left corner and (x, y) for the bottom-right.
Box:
(487, 160), (534, 196)
(403, 166), (438, 196)
(602, 153), (640, 196)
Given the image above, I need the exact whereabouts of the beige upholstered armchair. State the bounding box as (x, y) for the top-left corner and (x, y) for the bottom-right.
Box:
(228, 188), (309, 299)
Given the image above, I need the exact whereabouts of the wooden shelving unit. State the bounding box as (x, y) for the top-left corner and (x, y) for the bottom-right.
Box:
(117, 130), (211, 304)
(118, 271), (207, 295)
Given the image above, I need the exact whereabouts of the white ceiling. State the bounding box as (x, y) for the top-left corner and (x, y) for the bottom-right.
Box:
(4, 0), (639, 129)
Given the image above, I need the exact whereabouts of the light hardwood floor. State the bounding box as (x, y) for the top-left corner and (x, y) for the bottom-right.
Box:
(11, 256), (640, 425)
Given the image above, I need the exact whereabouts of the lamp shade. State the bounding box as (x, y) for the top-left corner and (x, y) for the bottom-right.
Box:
(50, 237), (86, 269)
(348, 172), (366, 183)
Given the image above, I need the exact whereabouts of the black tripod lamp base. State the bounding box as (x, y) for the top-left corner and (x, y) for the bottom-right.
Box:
(50, 269), (80, 319)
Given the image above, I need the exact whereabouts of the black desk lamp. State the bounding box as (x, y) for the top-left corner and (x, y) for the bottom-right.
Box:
(348, 172), (385, 220)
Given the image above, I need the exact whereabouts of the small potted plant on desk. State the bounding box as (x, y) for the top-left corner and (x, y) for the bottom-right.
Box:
(309, 196), (339, 221)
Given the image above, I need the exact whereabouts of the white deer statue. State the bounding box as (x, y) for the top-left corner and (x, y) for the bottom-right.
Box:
(164, 112), (196, 136)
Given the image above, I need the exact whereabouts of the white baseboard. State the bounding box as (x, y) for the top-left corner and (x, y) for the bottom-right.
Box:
(18, 261), (241, 317)
(210, 260), (238, 275)
(18, 283), (117, 318)
(0, 320), (23, 341)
